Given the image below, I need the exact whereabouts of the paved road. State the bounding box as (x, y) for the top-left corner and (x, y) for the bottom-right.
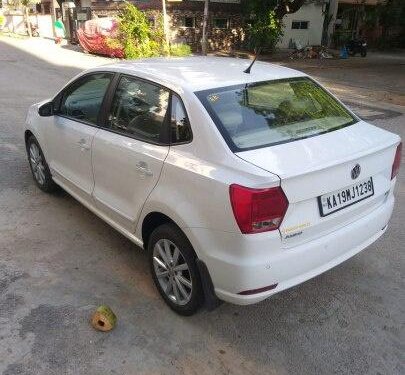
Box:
(0, 37), (404, 375)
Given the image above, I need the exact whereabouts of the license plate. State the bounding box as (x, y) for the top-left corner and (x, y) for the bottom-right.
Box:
(318, 177), (374, 217)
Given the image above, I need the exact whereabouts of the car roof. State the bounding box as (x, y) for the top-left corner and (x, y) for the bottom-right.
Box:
(94, 56), (307, 92)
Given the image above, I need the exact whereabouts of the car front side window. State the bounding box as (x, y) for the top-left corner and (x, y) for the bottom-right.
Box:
(107, 76), (170, 143)
(58, 73), (113, 125)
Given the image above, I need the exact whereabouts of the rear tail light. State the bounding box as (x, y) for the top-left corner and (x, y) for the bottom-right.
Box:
(391, 142), (402, 180)
(229, 184), (288, 234)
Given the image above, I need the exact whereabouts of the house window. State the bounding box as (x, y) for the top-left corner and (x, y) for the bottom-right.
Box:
(181, 16), (196, 28)
(292, 21), (309, 30)
(213, 18), (229, 29)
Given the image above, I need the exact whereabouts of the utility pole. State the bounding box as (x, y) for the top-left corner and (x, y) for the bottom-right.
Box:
(201, 0), (209, 55)
(162, 0), (170, 54)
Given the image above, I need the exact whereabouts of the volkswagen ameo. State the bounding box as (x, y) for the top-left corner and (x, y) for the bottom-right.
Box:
(24, 57), (401, 315)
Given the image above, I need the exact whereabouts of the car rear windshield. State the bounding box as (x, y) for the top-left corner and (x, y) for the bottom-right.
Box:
(196, 77), (357, 151)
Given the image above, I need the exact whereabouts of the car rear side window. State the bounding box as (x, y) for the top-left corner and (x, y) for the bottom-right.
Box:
(59, 73), (113, 125)
(107, 75), (170, 143)
(196, 77), (357, 151)
(170, 94), (192, 144)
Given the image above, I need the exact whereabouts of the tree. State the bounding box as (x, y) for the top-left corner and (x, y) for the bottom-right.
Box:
(22, 0), (41, 37)
(362, 0), (405, 48)
(161, 0), (170, 53)
(243, 0), (307, 50)
(110, 2), (191, 59)
(116, 2), (164, 58)
(201, 0), (209, 55)
(377, 0), (405, 47)
(244, 0), (307, 19)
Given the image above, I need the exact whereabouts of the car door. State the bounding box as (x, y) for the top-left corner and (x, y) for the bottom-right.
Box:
(91, 75), (171, 230)
(47, 72), (113, 200)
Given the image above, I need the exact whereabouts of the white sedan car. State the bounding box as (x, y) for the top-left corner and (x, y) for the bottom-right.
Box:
(24, 57), (401, 315)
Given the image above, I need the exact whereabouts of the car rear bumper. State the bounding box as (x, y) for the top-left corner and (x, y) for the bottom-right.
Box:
(185, 194), (394, 305)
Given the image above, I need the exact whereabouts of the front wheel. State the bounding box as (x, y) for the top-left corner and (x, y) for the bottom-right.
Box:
(148, 223), (203, 315)
(361, 49), (367, 57)
(27, 136), (58, 193)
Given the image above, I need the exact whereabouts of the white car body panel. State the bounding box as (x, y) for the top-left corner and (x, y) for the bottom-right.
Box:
(103, 57), (306, 92)
(236, 121), (399, 246)
(49, 116), (97, 197)
(92, 129), (169, 231)
(24, 57), (401, 306)
(188, 190), (394, 304)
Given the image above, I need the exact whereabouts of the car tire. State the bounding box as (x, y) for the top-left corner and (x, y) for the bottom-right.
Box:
(148, 223), (203, 316)
(26, 135), (58, 193)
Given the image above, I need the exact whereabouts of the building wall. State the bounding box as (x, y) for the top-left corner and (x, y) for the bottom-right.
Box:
(169, 9), (245, 51)
(278, 2), (325, 48)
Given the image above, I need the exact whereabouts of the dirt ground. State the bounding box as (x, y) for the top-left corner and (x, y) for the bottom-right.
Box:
(0, 37), (404, 375)
(282, 52), (405, 107)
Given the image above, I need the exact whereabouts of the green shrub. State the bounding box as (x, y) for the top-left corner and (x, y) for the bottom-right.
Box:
(110, 2), (192, 59)
(246, 11), (283, 52)
(106, 37), (123, 51)
(169, 43), (192, 57)
(116, 2), (165, 59)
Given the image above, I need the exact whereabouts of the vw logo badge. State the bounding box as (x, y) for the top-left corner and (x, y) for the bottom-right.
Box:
(351, 164), (361, 180)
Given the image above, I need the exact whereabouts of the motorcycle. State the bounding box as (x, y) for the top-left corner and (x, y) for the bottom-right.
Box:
(346, 39), (367, 57)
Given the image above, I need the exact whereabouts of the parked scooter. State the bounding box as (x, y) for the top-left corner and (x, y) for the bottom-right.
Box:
(25, 21), (39, 37)
(346, 39), (367, 57)
(31, 24), (39, 37)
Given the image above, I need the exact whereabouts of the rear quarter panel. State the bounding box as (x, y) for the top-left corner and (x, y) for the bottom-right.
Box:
(135, 91), (280, 246)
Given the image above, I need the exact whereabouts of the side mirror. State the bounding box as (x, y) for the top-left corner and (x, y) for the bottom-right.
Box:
(38, 101), (54, 117)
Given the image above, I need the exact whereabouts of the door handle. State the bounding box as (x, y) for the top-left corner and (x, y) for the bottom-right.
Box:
(135, 161), (153, 176)
(77, 138), (90, 150)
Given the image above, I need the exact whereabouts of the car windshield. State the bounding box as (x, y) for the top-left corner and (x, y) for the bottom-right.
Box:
(196, 77), (357, 151)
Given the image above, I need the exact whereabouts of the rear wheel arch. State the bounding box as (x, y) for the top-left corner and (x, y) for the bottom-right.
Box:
(141, 212), (196, 256)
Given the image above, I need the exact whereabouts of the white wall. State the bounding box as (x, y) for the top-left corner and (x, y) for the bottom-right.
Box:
(2, 14), (54, 38)
(278, 3), (325, 48)
(36, 15), (54, 38)
(3, 14), (25, 34)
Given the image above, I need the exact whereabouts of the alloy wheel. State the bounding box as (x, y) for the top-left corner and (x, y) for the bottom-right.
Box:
(152, 239), (193, 306)
(29, 142), (46, 185)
